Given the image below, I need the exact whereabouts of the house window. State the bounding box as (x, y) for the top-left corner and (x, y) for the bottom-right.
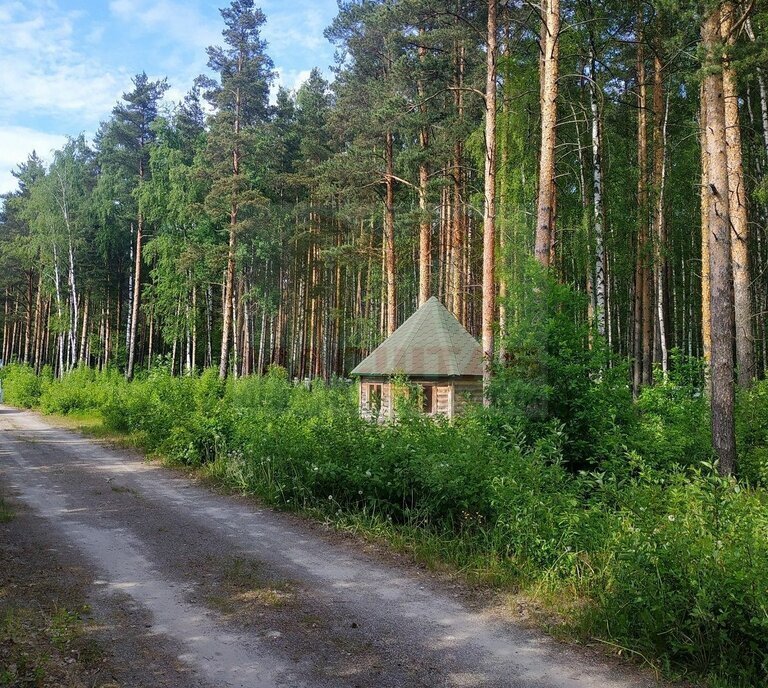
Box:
(421, 385), (435, 414)
(368, 384), (382, 413)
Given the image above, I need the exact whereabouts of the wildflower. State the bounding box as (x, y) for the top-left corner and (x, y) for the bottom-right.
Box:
(365, 469), (372, 478)
(667, 514), (675, 522)
(328, 495), (333, 500)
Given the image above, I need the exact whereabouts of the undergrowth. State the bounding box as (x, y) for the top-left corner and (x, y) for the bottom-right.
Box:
(1, 360), (767, 686)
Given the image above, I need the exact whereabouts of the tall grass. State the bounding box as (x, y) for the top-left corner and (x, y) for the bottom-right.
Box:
(2, 361), (767, 685)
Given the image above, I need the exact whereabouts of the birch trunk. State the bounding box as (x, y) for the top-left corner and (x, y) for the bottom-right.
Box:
(219, 79), (241, 380)
(418, 34), (431, 306)
(52, 244), (65, 377)
(78, 293), (89, 366)
(126, 158), (143, 380)
(589, 44), (606, 337)
(384, 129), (397, 336)
(649, 55), (669, 376)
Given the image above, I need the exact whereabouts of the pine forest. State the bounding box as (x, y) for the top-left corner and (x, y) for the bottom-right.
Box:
(2, 1), (768, 683)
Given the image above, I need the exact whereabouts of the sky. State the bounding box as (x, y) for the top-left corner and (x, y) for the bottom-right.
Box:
(0, 0), (340, 195)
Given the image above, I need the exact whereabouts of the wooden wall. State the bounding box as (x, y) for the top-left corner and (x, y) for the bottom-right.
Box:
(358, 377), (482, 421)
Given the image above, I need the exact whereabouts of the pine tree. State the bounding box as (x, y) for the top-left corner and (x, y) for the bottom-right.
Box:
(198, 0), (274, 379)
(98, 72), (169, 378)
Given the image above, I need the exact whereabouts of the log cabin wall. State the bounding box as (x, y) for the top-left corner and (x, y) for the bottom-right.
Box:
(452, 379), (483, 415)
(358, 377), (481, 421)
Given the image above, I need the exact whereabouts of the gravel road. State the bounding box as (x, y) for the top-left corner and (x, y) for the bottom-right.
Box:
(0, 406), (662, 688)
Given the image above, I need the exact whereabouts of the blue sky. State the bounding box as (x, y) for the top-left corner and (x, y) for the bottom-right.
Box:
(0, 0), (339, 194)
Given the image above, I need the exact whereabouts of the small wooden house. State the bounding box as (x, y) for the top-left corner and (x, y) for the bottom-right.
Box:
(350, 297), (483, 421)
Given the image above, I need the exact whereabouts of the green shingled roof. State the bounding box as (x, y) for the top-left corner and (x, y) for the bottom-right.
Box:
(350, 297), (483, 378)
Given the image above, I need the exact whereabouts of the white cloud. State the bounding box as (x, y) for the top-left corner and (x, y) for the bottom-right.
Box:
(262, 6), (329, 55)
(0, 2), (127, 126)
(0, 127), (67, 195)
(274, 68), (313, 95)
(108, 0), (219, 52)
(0, 0), (338, 176)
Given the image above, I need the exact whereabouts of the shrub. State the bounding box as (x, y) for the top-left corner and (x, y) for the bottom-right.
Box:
(39, 366), (117, 415)
(737, 380), (768, 486)
(5, 363), (768, 683)
(634, 379), (712, 470)
(589, 468), (768, 682)
(489, 264), (636, 470)
(1, 364), (43, 408)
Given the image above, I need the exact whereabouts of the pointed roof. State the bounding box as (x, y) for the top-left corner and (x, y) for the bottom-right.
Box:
(350, 297), (482, 378)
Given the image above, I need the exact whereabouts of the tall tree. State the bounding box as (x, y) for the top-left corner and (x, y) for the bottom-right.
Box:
(721, 0), (754, 387)
(701, 1), (736, 476)
(99, 73), (169, 379)
(633, 10), (653, 392)
(199, 0), (274, 379)
(482, 0), (498, 399)
(535, 0), (560, 267)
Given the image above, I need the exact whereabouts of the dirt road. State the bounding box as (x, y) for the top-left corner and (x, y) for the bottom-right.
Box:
(0, 406), (660, 688)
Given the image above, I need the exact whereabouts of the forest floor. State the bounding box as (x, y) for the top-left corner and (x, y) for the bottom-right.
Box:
(0, 405), (677, 688)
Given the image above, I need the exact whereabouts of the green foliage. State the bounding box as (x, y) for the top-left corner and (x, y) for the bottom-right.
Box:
(38, 366), (117, 415)
(736, 380), (768, 486)
(5, 364), (768, 684)
(589, 468), (768, 681)
(634, 376), (713, 470)
(1, 364), (43, 408)
(491, 264), (636, 470)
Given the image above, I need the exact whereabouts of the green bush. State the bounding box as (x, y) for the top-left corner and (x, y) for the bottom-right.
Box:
(737, 380), (768, 486)
(1, 364), (44, 408)
(489, 266), (636, 470)
(5, 362), (768, 684)
(38, 366), (118, 415)
(589, 468), (768, 681)
(634, 379), (713, 470)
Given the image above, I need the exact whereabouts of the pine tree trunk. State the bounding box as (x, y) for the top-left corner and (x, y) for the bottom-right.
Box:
(451, 41), (465, 319)
(631, 18), (654, 388)
(535, 0), (560, 267)
(1, 289), (9, 365)
(482, 0), (497, 401)
(451, 144), (463, 318)
(702, 6), (736, 476)
(721, 1), (754, 387)
(23, 271), (33, 363)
